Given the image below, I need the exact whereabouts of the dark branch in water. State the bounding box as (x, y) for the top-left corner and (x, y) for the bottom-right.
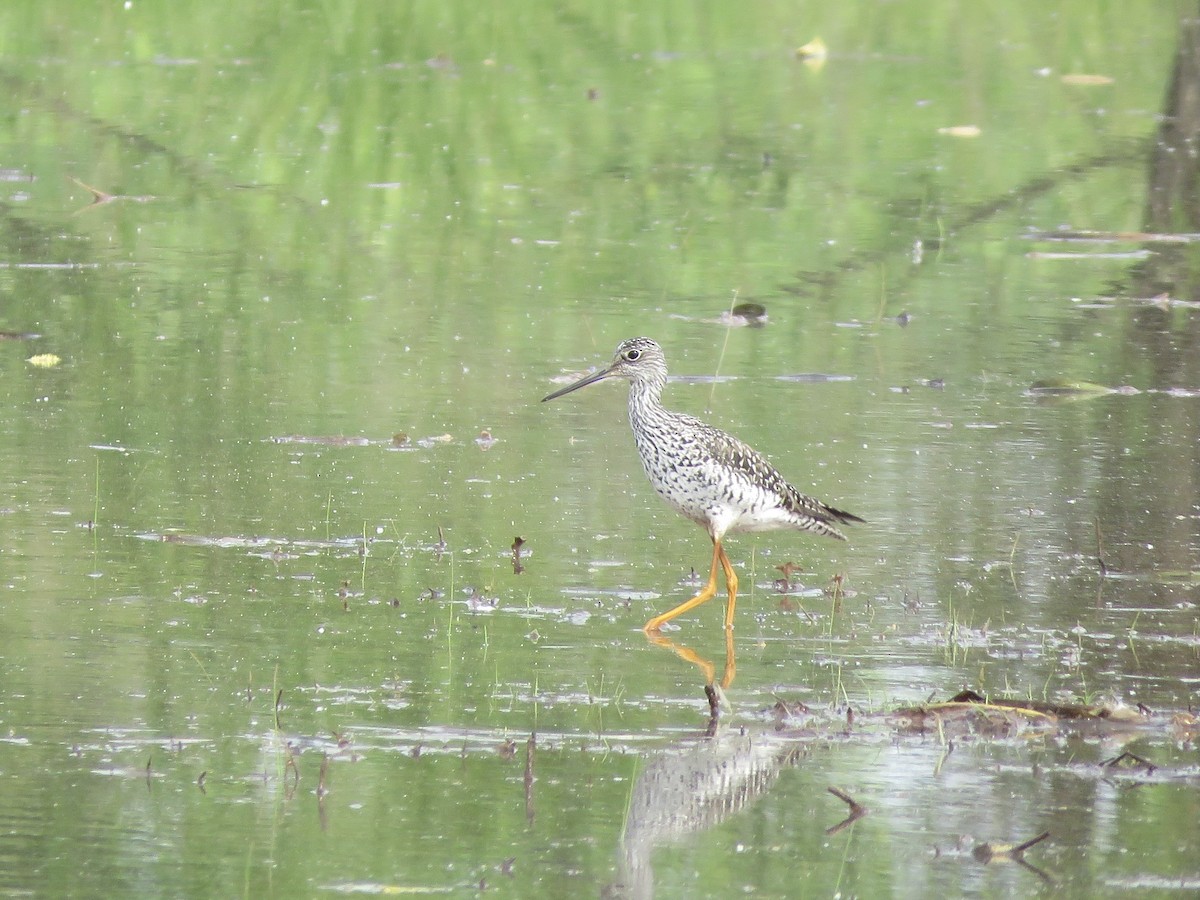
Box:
(1094, 517), (1109, 576)
(511, 536), (526, 575)
(826, 786), (869, 834)
(524, 733), (536, 825)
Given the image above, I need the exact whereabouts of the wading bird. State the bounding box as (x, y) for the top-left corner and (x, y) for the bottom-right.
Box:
(543, 337), (861, 632)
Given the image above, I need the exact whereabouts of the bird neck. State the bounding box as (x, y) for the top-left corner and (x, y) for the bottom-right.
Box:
(626, 376), (669, 431)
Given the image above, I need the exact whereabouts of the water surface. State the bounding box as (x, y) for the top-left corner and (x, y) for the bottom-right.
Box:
(1, 2), (1198, 896)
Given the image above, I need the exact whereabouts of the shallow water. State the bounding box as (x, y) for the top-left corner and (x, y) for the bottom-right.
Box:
(1, 2), (1199, 896)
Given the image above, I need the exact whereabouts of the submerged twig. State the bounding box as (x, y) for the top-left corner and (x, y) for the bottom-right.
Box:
(283, 744), (300, 799)
(524, 732), (537, 825)
(1101, 750), (1157, 774)
(828, 572), (845, 612)
(317, 753), (330, 798)
(67, 174), (155, 209)
(826, 786), (869, 834)
(1007, 532), (1020, 594)
(972, 830), (1053, 884)
(973, 830), (1051, 863)
(511, 536), (526, 575)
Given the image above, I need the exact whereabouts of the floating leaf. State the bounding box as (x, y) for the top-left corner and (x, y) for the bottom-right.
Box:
(728, 301), (767, 324)
(270, 434), (370, 446)
(1026, 249), (1152, 260)
(1027, 378), (1140, 400)
(795, 37), (826, 60)
(27, 353), (61, 368)
(1150, 569), (1200, 583)
(1028, 378), (1111, 394)
(1061, 73), (1114, 86)
(795, 37), (827, 72)
(1025, 229), (1200, 244)
(937, 125), (981, 138)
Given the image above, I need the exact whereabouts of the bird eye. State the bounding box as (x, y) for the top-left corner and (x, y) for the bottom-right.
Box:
(625, 348), (641, 361)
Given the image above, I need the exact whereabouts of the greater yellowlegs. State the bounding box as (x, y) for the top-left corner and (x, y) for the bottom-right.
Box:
(543, 337), (862, 632)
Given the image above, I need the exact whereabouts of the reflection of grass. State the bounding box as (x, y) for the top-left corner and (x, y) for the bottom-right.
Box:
(90, 456), (101, 572)
(491, 667), (517, 714)
(833, 822), (855, 895)
(446, 549), (456, 684)
(943, 611), (962, 664)
(826, 572), (847, 636)
(1127, 611), (1141, 667)
(585, 673), (626, 743)
(1041, 670), (1054, 703)
(588, 675), (607, 741)
(265, 664), (298, 790)
(359, 520), (369, 594)
(92, 455), (101, 527)
(942, 594), (973, 667)
(1007, 532), (1020, 595)
(830, 662), (849, 707)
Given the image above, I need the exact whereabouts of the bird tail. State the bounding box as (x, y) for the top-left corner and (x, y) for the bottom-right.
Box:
(826, 505), (865, 526)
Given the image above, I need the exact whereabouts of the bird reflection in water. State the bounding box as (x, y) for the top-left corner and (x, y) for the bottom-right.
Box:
(611, 726), (806, 899)
(644, 629), (736, 726)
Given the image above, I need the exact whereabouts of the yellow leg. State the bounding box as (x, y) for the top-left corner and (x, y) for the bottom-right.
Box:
(643, 613), (738, 717)
(720, 626), (736, 690)
(644, 631), (716, 685)
(644, 539), (722, 632)
(717, 543), (739, 631)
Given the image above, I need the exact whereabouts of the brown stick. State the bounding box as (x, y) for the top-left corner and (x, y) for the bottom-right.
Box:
(826, 786), (869, 834)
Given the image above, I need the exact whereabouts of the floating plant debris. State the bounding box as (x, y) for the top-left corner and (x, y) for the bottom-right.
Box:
(1026, 378), (1140, 398)
(774, 373), (856, 383)
(270, 434), (371, 446)
(826, 786), (869, 835)
(937, 125), (981, 137)
(1060, 73), (1114, 86)
(722, 302), (768, 327)
(511, 536), (526, 575)
(795, 36), (827, 72)
(795, 36), (826, 61)
(67, 175), (155, 207)
(1027, 249), (1152, 260)
(891, 689), (1151, 729)
(269, 433), (457, 449)
(136, 531), (362, 552)
(1026, 229), (1200, 244)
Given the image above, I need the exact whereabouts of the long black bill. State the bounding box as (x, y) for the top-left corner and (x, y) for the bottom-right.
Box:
(541, 364), (617, 402)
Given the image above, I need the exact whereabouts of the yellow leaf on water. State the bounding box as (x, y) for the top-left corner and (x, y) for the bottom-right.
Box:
(937, 125), (981, 138)
(1061, 73), (1114, 86)
(27, 353), (61, 368)
(1026, 378), (1140, 402)
(795, 37), (827, 72)
(795, 37), (827, 60)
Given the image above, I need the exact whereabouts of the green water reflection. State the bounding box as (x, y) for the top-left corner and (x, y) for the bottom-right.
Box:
(1, 1), (1198, 896)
